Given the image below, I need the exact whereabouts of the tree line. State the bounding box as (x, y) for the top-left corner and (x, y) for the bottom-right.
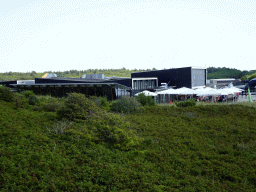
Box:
(1, 67), (256, 81)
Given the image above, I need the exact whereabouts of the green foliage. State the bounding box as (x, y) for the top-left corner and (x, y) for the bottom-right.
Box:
(85, 112), (142, 150)
(1, 94), (256, 191)
(111, 96), (142, 114)
(207, 67), (256, 79)
(1, 67), (256, 81)
(136, 93), (155, 106)
(0, 68), (153, 80)
(13, 93), (30, 109)
(46, 119), (74, 134)
(43, 101), (64, 112)
(19, 90), (39, 105)
(27, 95), (39, 105)
(175, 98), (197, 107)
(88, 96), (110, 111)
(0, 85), (14, 102)
(0, 71), (45, 81)
(57, 92), (98, 121)
(98, 96), (110, 111)
(248, 72), (256, 80)
(20, 90), (35, 98)
(57, 93), (142, 150)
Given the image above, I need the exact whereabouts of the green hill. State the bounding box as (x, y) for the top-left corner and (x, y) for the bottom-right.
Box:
(1, 86), (256, 191)
(207, 67), (256, 79)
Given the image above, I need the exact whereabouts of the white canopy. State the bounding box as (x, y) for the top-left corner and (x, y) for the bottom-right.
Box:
(176, 87), (197, 95)
(135, 90), (158, 96)
(156, 86), (243, 97)
(221, 87), (243, 94)
(196, 89), (225, 96)
(157, 88), (179, 95)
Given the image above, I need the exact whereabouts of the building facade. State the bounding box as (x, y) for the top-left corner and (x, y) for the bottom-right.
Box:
(131, 67), (206, 89)
(0, 67), (207, 100)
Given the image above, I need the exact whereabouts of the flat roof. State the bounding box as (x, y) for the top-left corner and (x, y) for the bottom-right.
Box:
(131, 66), (206, 74)
(10, 82), (131, 89)
(41, 77), (131, 82)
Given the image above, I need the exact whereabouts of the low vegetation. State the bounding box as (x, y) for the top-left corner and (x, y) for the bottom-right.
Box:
(1, 67), (256, 81)
(1, 86), (256, 191)
(136, 93), (155, 106)
(174, 98), (197, 107)
(110, 96), (143, 114)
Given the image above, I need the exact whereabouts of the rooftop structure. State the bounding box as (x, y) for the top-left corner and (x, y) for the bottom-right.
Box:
(0, 67), (207, 100)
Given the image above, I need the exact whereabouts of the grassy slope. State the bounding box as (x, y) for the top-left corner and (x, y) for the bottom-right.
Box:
(125, 105), (256, 191)
(1, 100), (256, 191)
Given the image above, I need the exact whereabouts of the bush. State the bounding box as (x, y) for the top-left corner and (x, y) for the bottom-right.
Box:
(13, 93), (29, 109)
(110, 96), (142, 114)
(136, 93), (155, 106)
(0, 85), (14, 102)
(44, 102), (64, 112)
(27, 95), (39, 105)
(46, 119), (74, 134)
(20, 90), (35, 98)
(98, 96), (110, 111)
(89, 96), (101, 106)
(175, 98), (197, 107)
(89, 96), (110, 111)
(86, 111), (143, 150)
(57, 93), (99, 121)
(19, 90), (39, 105)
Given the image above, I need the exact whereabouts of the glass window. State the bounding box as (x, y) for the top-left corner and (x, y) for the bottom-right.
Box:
(152, 80), (155, 88)
(134, 80), (137, 90)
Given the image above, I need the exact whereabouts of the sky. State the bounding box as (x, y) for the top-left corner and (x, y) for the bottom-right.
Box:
(0, 0), (256, 73)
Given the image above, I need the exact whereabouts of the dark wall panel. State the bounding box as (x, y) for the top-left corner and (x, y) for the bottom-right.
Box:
(0, 80), (17, 87)
(176, 67), (192, 88)
(131, 67), (193, 88)
(114, 79), (132, 87)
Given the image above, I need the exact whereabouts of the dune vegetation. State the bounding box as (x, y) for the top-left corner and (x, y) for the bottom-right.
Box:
(1, 67), (256, 81)
(1, 85), (256, 191)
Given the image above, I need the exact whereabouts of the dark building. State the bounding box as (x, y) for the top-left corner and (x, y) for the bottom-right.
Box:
(0, 67), (206, 100)
(131, 67), (206, 89)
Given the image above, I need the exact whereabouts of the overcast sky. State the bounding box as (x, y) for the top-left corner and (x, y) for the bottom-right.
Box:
(0, 0), (255, 73)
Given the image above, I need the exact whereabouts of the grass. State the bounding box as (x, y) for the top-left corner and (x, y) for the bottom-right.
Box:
(157, 101), (256, 108)
(1, 93), (256, 191)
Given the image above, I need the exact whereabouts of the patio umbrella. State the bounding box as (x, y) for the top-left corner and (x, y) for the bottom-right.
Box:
(135, 90), (157, 96)
(157, 88), (179, 95)
(176, 87), (197, 95)
(156, 88), (181, 103)
(221, 87), (243, 94)
(196, 89), (223, 96)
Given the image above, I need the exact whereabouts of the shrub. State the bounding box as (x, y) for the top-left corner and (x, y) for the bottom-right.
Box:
(13, 93), (29, 109)
(136, 93), (155, 106)
(21, 90), (35, 98)
(89, 96), (101, 106)
(46, 119), (74, 134)
(32, 105), (43, 111)
(0, 85), (14, 102)
(86, 111), (143, 150)
(19, 90), (39, 105)
(89, 96), (110, 111)
(98, 96), (110, 111)
(44, 102), (64, 112)
(57, 93), (99, 120)
(175, 98), (196, 107)
(27, 95), (39, 105)
(110, 96), (142, 114)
